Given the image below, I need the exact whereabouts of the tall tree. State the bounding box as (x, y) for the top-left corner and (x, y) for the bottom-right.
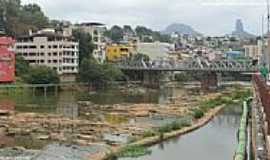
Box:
(23, 66), (60, 84)
(106, 25), (124, 42)
(0, 0), (49, 36)
(72, 29), (95, 65)
(123, 25), (134, 35)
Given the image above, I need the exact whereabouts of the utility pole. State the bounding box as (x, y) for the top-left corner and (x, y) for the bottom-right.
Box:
(267, 0), (270, 69)
(261, 15), (265, 66)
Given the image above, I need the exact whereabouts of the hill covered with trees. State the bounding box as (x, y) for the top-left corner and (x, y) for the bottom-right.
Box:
(0, 0), (49, 37)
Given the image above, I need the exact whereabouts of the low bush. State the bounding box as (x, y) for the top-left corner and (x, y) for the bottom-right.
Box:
(142, 130), (157, 138)
(157, 120), (191, 134)
(192, 109), (205, 119)
(117, 145), (151, 158)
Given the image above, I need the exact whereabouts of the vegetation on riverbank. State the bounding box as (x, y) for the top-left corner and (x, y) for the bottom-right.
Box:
(105, 87), (251, 160)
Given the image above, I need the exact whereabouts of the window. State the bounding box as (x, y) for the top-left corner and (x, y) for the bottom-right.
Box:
(48, 60), (51, 63)
(40, 53), (45, 56)
(94, 37), (98, 42)
(40, 60), (44, 63)
(48, 53), (51, 56)
(53, 60), (58, 63)
(29, 45), (37, 49)
(120, 48), (129, 52)
(93, 30), (98, 35)
(48, 45), (52, 49)
(53, 45), (58, 49)
(40, 45), (45, 49)
(29, 53), (36, 56)
(16, 46), (23, 49)
(53, 52), (57, 56)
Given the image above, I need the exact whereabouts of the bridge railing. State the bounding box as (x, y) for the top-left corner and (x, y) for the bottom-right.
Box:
(253, 74), (270, 134)
(253, 74), (270, 159)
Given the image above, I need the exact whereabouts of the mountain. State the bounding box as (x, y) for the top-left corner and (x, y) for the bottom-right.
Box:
(231, 19), (255, 39)
(162, 23), (202, 36)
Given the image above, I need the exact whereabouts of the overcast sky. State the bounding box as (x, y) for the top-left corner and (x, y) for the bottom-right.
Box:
(21, 0), (269, 36)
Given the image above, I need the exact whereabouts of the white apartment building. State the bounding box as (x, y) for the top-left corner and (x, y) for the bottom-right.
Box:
(243, 45), (260, 60)
(73, 23), (106, 63)
(15, 29), (79, 82)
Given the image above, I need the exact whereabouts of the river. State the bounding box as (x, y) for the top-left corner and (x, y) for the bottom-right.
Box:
(0, 84), (242, 160)
(120, 105), (242, 160)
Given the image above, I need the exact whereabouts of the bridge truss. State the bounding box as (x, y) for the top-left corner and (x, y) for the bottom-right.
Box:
(117, 57), (259, 73)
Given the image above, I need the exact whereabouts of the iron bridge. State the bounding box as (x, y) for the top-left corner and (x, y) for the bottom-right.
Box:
(116, 58), (259, 73)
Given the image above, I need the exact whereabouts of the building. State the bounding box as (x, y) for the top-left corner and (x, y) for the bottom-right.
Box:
(106, 44), (135, 62)
(0, 36), (15, 82)
(243, 45), (260, 60)
(225, 51), (244, 59)
(137, 42), (174, 59)
(73, 23), (106, 63)
(15, 29), (79, 82)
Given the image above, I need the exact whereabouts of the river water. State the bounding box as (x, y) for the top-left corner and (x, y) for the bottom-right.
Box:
(120, 105), (242, 160)
(0, 84), (242, 160)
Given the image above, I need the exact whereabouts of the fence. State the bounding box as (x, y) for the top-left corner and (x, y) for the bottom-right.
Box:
(253, 74), (270, 134)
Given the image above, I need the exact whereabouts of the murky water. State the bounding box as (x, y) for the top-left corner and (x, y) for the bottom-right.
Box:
(0, 85), (192, 117)
(0, 84), (242, 160)
(120, 105), (242, 160)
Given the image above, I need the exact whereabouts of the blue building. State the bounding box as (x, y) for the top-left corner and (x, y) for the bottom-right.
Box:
(225, 51), (244, 59)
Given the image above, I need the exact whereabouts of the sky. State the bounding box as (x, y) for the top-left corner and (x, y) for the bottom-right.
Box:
(21, 0), (269, 36)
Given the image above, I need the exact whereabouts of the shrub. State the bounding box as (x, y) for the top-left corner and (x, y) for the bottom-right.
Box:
(193, 109), (205, 119)
(142, 130), (157, 138)
(23, 66), (59, 84)
(118, 145), (151, 158)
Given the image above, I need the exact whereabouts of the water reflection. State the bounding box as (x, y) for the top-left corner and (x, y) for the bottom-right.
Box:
(0, 85), (187, 117)
(120, 105), (242, 160)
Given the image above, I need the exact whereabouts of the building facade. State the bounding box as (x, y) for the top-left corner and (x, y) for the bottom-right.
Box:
(15, 29), (79, 82)
(243, 45), (260, 60)
(0, 36), (15, 82)
(73, 23), (106, 63)
(106, 44), (135, 62)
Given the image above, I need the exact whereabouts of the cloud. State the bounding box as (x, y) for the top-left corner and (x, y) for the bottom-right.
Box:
(21, 0), (267, 35)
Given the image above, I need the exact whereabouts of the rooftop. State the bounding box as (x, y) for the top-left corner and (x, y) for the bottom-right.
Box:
(79, 22), (105, 27)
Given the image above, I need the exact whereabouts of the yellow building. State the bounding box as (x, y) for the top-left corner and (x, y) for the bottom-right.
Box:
(106, 44), (135, 62)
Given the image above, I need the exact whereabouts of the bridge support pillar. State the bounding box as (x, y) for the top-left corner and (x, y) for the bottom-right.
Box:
(143, 71), (160, 88)
(201, 72), (218, 91)
(142, 71), (171, 88)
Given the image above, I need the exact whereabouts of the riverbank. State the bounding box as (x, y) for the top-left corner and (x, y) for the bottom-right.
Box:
(0, 84), (250, 160)
(102, 87), (251, 160)
(101, 106), (223, 160)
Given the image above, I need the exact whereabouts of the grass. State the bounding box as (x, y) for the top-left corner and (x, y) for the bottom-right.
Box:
(142, 130), (157, 138)
(117, 145), (152, 158)
(106, 87), (252, 160)
(157, 120), (191, 134)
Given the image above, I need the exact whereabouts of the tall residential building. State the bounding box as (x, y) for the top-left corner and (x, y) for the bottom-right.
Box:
(15, 29), (79, 82)
(73, 23), (106, 63)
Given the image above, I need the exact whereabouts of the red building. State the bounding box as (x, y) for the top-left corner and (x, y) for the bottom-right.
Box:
(0, 36), (15, 82)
